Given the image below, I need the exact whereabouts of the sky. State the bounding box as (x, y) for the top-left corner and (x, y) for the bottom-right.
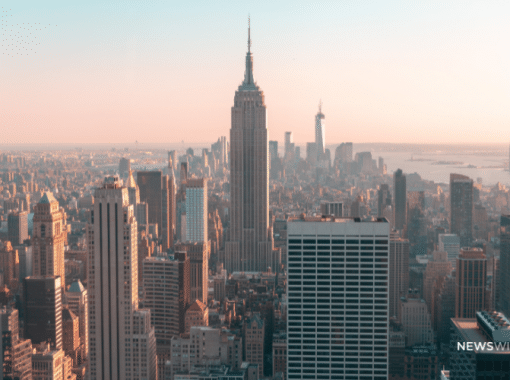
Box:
(1, 1), (509, 145)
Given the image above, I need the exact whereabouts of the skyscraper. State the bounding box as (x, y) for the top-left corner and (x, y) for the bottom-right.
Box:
(450, 173), (474, 247)
(23, 276), (63, 349)
(66, 280), (89, 362)
(393, 169), (407, 231)
(88, 176), (157, 380)
(225, 23), (274, 273)
(389, 232), (410, 319)
(287, 217), (390, 380)
(137, 171), (173, 250)
(438, 233), (461, 269)
(455, 248), (487, 319)
(7, 211), (28, 246)
(377, 184), (391, 217)
(499, 215), (510, 317)
(315, 101), (326, 161)
(175, 242), (208, 305)
(185, 178), (207, 243)
(32, 192), (67, 290)
(0, 307), (32, 380)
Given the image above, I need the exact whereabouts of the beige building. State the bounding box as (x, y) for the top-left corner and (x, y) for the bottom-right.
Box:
(32, 342), (76, 380)
(65, 280), (88, 363)
(62, 307), (81, 367)
(455, 248), (487, 318)
(244, 314), (264, 378)
(0, 307), (32, 380)
(184, 299), (208, 334)
(0, 241), (19, 290)
(88, 176), (157, 380)
(32, 192), (67, 290)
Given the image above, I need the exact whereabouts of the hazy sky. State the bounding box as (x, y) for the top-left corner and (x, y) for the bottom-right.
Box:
(1, 1), (509, 145)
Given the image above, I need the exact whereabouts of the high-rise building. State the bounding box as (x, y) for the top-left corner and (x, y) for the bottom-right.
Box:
(287, 217), (390, 380)
(118, 157), (131, 176)
(422, 251), (452, 326)
(438, 233), (461, 269)
(175, 242), (208, 305)
(137, 171), (173, 250)
(62, 306), (81, 366)
(185, 178), (207, 244)
(125, 169), (140, 212)
(88, 176), (157, 380)
(0, 241), (20, 290)
(269, 140), (278, 162)
(0, 307), (32, 380)
(272, 332), (287, 379)
(32, 192), (67, 290)
(143, 252), (190, 379)
(315, 101), (325, 161)
(499, 215), (510, 316)
(7, 211), (28, 246)
(449, 311), (510, 380)
(377, 184), (391, 217)
(31, 343), (67, 380)
(394, 169), (407, 231)
(244, 314), (264, 378)
(455, 248), (487, 318)
(407, 190), (427, 256)
(450, 173), (474, 247)
(23, 276), (63, 349)
(184, 299), (209, 334)
(389, 232), (409, 319)
(225, 24), (275, 273)
(306, 142), (318, 166)
(66, 280), (88, 362)
(334, 142), (353, 165)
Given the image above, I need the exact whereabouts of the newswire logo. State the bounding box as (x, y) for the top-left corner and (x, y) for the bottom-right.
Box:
(457, 342), (510, 351)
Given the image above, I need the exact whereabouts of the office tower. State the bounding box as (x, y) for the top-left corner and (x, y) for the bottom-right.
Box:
(137, 201), (149, 226)
(0, 241), (19, 290)
(377, 184), (391, 217)
(32, 192), (67, 290)
(62, 306), (81, 366)
(389, 232), (410, 319)
(66, 280), (88, 362)
(455, 248), (487, 318)
(225, 24), (275, 273)
(306, 142), (318, 166)
(272, 332), (287, 379)
(269, 140), (278, 162)
(438, 233), (461, 269)
(143, 252), (190, 378)
(23, 276), (63, 349)
(168, 172), (176, 247)
(449, 311), (510, 380)
(436, 273), (456, 345)
(161, 174), (172, 250)
(175, 242), (208, 304)
(287, 217), (390, 380)
(407, 190), (426, 256)
(244, 314), (264, 378)
(184, 299), (209, 334)
(119, 157), (131, 176)
(137, 171), (172, 250)
(334, 142), (353, 164)
(393, 169), (407, 231)
(320, 201), (343, 217)
(422, 251), (452, 325)
(499, 215), (510, 316)
(7, 211), (28, 246)
(131, 309), (158, 380)
(185, 178), (207, 243)
(399, 291), (434, 346)
(88, 176), (157, 380)
(315, 101), (325, 160)
(284, 132), (293, 157)
(180, 162), (188, 184)
(0, 307), (32, 380)
(450, 173), (474, 247)
(125, 169), (140, 211)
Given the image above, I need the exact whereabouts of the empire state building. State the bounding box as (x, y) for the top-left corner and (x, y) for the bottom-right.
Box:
(224, 23), (278, 273)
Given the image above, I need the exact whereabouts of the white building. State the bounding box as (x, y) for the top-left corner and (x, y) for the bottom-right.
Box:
(185, 178), (207, 243)
(88, 176), (157, 380)
(287, 216), (390, 380)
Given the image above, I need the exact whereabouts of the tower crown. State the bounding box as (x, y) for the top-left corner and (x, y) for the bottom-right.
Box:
(241, 18), (257, 91)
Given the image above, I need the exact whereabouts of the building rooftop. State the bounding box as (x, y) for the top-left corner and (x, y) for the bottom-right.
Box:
(67, 280), (85, 293)
(39, 192), (57, 204)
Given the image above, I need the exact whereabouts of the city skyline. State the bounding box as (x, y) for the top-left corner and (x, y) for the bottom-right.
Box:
(2, 1), (510, 145)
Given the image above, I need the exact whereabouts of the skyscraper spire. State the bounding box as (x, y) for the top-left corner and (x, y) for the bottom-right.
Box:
(242, 17), (255, 89)
(248, 15), (251, 53)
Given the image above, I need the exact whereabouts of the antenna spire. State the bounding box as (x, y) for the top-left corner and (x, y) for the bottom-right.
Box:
(319, 99), (322, 113)
(248, 15), (251, 53)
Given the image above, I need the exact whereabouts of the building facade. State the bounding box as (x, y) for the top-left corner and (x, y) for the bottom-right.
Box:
(450, 174), (474, 248)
